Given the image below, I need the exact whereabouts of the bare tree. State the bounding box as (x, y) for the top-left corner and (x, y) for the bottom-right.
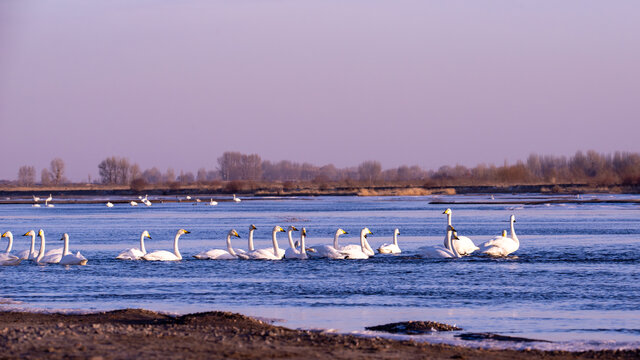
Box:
(164, 168), (176, 183)
(50, 158), (65, 185)
(98, 156), (132, 184)
(358, 161), (382, 184)
(196, 168), (208, 183)
(129, 163), (142, 182)
(41, 168), (52, 185)
(142, 167), (162, 184)
(17, 165), (36, 186)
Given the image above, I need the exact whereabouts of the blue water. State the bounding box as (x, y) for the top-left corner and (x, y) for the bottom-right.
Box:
(1, 194), (639, 350)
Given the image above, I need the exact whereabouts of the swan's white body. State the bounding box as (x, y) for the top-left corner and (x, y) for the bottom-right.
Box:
(130, 201), (138, 206)
(143, 229), (190, 261)
(186, 196), (191, 200)
(45, 200), (54, 208)
(378, 228), (401, 254)
(242, 226), (285, 260)
(285, 228), (309, 260)
(46, 194), (52, 202)
(481, 215), (519, 256)
(106, 202), (114, 208)
(194, 229), (241, 260)
(33, 195), (40, 202)
(233, 194), (241, 202)
(209, 198), (218, 206)
(57, 234), (88, 265)
(116, 231), (151, 260)
(17, 230), (38, 260)
(1, 232), (22, 266)
(340, 228), (372, 259)
(32, 204), (41, 208)
(283, 226), (302, 259)
(443, 208), (479, 255)
(308, 229), (348, 259)
(417, 225), (461, 258)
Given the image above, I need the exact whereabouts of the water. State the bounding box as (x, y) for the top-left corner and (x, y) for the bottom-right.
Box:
(1, 194), (639, 351)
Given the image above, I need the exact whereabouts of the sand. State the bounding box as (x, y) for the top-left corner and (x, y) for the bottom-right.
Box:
(0, 309), (637, 359)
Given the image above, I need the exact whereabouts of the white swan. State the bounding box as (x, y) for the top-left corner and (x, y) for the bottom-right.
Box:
(283, 226), (301, 258)
(46, 194), (52, 202)
(33, 195), (40, 202)
(17, 230), (38, 260)
(186, 195), (192, 200)
(130, 201), (138, 206)
(58, 234), (88, 265)
(340, 229), (375, 256)
(242, 226), (286, 260)
(417, 225), (461, 258)
(0, 231), (22, 266)
(106, 202), (114, 208)
(209, 198), (218, 206)
(36, 230), (63, 259)
(340, 228), (372, 259)
(45, 199), (54, 208)
(233, 194), (241, 202)
(247, 224), (257, 251)
(194, 229), (241, 260)
(285, 228), (309, 260)
(480, 215), (519, 256)
(142, 229), (190, 261)
(32, 203), (41, 208)
(307, 228), (348, 259)
(116, 231), (152, 260)
(443, 208), (479, 255)
(377, 228), (401, 254)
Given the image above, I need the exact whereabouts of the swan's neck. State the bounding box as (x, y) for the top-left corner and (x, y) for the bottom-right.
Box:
(226, 235), (237, 256)
(300, 233), (306, 255)
(393, 232), (398, 246)
(29, 234), (36, 255)
(271, 230), (280, 254)
(248, 229), (255, 251)
(4, 233), (13, 253)
(359, 232), (366, 251)
(173, 233), (182, 260)
(62, 236), (70, 256)
(444, 227), (451, 250)
(333, 231), (341, 248)
(363, 237), (374, 254)
(287, 230), (296, 249)
(448, 231), (461, 258)
(510, 218), (519, 244)
(36, 234), (45, 262)
(139, 233), (147, 254)
(447, 212), (452, 226)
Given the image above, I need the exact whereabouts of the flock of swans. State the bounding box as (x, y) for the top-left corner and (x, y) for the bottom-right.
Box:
(31, 194), (54, 208)
(107, 194), (240, 208)
(0, 209), (519, 266)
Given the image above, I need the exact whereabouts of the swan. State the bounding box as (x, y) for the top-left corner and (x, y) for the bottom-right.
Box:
(57, 234), (88, 265)
(307, 228), (348, 259)
(35, 230), (64, 259)
(194, 229), (241, 260)
(442, 208), (479, 255)
(106, 202), (114, 207)
(417, 225), (461, 258)
(143, 199), (152, 206)
(0, 231), (22, 266)
(32, 203), (41, 208)
(45, 200), (54, 208)
(340, 229), (375, 256)
(142, 229), (190, 261)
(17, 230), (38, 260)
(130, 201), (138, 206)
(242, 226), (286, 260)
(46, 194), (52, 202)
(233, 194), (241, 202)
(209, 198), (218, 206)
(285, 228), (309, 260)
(283, 226), (301, 258)
(196, 198), (201, 203)
(340, 228), (372, 260)
(116, 231), (152, 260)
(33, 195), (40, 202)
(377, 228), (401, 254)
(247, 224), (257, 251)
(480, 215), (519, 256)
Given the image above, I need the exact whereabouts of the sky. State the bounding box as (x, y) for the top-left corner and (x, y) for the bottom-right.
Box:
(1, 0), (639, 181)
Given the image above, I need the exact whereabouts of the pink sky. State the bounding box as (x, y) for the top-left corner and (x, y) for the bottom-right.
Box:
(1, 1), (639, 181)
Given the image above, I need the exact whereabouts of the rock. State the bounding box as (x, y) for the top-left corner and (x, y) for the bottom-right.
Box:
(365, 321), (461, 334)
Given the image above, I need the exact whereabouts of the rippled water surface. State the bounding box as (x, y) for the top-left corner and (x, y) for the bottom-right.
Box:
(1, 194), (639, 350)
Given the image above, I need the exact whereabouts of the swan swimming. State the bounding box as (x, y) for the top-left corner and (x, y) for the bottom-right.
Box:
(194, 229), (241, 260)
(209, 198), (218, 206)
(307, 228), (348, 259)
(247, 224), (257, 251)
(285, 228), (309, 260)
(33, 195), (40, 202)
(242, 226), (286, 260)
(417, 225), (461, 258)
(17, 230), (38, 260)
(377, 228), (401, 254)
(106, 202), (114, 207)
(1, 231), (22, 266)
(57, 234), (88, 265)
(142, 229), (190, 261)
(340, 228), (372, 260)
(283, 226), (301, 258)
(480, 215), (519, 256)
(130, 201), (138, 207)
(116, 231), (152, 260)
(443, 208), (479, 255)
(340, 230), (375, 257)
(233, 194), (241, 202)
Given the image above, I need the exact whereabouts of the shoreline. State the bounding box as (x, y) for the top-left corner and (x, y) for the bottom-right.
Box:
(0, 309), (637, 359)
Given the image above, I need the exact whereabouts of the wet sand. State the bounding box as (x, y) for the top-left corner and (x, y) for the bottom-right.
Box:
(0, 309), (637, 359)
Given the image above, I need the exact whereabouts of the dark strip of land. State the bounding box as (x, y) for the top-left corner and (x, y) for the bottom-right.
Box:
(0, 309), (637, 359)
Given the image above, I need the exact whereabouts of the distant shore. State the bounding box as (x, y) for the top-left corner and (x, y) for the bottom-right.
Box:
(0, 309), (636, 359)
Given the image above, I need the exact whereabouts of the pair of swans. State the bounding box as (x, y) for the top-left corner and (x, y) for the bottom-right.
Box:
(305, 228), (374, 260)
(443, 208), (479, 255)
(417, 225), (462, 258)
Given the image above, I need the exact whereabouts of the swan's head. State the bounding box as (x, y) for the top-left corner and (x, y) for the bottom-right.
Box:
(1, 231), (11, 238)
(336, 228), (348, 235)
(229, 229), (240, 238)
(361, 228), (372, 238)
(249, 224), (257, 231)
(23, 230), (36, 237)
(301, 227), (307, 236)
(510, 214), (516, 223)
(60, 233), (69, 241)
(502, 230), (507, 237)
(394, 228), (400, 235)
(443, 208), (452, 215)
(452, 232), (460, 240)
(448, 225), (455, 232)
(287, 225), (299, 232)
(273, 226), (286, 233)
(142, 230), (152, 239)
(38, 229), (45, 237)
(178, 229), (190, 235)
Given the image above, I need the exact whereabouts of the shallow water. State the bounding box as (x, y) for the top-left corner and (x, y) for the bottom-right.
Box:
(1, 194), (639, 351)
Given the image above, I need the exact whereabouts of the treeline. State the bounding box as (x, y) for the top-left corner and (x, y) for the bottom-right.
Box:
(10, 150), (640, 189)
